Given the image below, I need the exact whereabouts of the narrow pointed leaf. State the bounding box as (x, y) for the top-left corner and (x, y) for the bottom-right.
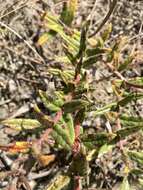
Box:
(39, 90), (61, 112)
(98, 144), (114, 158)
(83, 55), (99, 68)
(101, 23), (112, 42)
(34, 105), (54, 127)
(120, 115), (143, 127)
(61, 0), (78, 26)
(76, 22), (89, 59)
(53, 123), (73, 147)
(128, 151), (143, 165)
(91, 102), (116, 117)
(82, 132), (116, 148)
(1, 119), (42, 131)
(63, 99), (89, 113)
(120, 177), (130, 190)
(118, 55), (133, 71)
(116, 125), (142, 139)
(86, 47), (107, 57)
(44, 12), (80, 51)
(51, 130), (71, 150)
(38, 32), (54, 45)
(69, 153), (89, 176)
(63, 114), (75, 145)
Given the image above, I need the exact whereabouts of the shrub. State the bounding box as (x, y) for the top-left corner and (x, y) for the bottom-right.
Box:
(1, 0), (143, 189)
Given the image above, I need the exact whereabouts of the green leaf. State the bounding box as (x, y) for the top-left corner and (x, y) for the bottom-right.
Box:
(63, 99), (89, 113)
(63, 114), (75, 145)
(63, 46), (76, 65)
(74, 109), (85, 124)
(69, 153), (89, 176)
(83, 55), (99, 68)
(118, 93), (143, 107)
(54, 123), (71, 146)
(116, 125), (142, 139)
(91, 102), (116, 117)
(34, 105), (54, 127)
(114, 77), (143, 88)
(98, 144), (114, 158)
(90, 92), (143, 118)
(61, 0), (78, 26)
(39, 90), (63, 112)
(90, 93), (143, 118)
(128, 151), (143, 165)
(120, 115), (143, 127)
(38, 32), (55, 45)
(1, 119), (42, 131)
(55, 55), (71, 64)
(101, 23), (112, 42)
(76, 21), (89, 59)
(107, 37), (128, 63)
(120, 177), (130, 190)
(104, 93), (143, 112)
(50, 114), (75, 150)
(51, 130), (71, 150)
(118, 55), (133, 71)
(139, 178), (143, 188)
(82, 132), (116, 148)
(44, 102), (61, 112)
(48, 68), (74, 85)
(127, 77), (143, 87)
(44, 12), (80, 51)
(86, 47), (107, 57)
(34, 103), (74, 150)
(130, 168), (143, 176)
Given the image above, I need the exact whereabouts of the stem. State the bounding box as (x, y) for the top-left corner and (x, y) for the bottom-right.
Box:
(89, 0), (117, 38)
(53, 110), (63, 124)
(74, 176), (81, 190)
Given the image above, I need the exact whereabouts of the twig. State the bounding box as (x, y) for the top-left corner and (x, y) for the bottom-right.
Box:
(74, 176), (81, 190)
(7, 177), (18, 190)
(8, 105), (30, 119)
(0, 152), (12, 170)
(89, 0), (117, 38)
(0, 21), (45, 64)
(0, 3), (27, 20)
(28, 169), (53, 180)
(0, 97), (15, 106)
(106, 62), (143, 89)
(19, 175), (31, 190)
(17, 76), (42, 84)
(87, 0), (98, 32)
